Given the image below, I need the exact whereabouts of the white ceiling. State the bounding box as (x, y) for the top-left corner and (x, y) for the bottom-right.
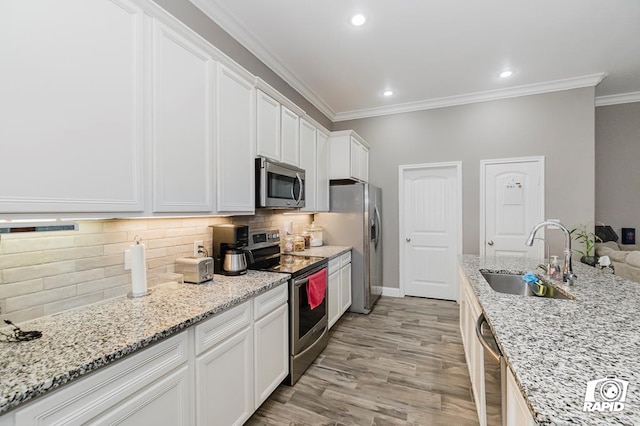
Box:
(190, 0), (640, 121)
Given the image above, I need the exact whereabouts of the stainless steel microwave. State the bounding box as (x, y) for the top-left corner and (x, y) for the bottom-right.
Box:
(255, 157), (305, 208)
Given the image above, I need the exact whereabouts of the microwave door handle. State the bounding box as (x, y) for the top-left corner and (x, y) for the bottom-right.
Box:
(295, 173), (304, 204)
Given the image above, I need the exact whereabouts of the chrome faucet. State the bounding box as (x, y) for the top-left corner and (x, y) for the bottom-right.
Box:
(526, 221), (577, 285)
(532, 237), (550, 275)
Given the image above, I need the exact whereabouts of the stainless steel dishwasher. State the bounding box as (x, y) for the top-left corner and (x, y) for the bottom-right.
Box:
(476, 313), (506, 426)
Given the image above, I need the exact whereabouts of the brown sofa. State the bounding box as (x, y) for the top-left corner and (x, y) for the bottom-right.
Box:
(595, 242), (640, 283)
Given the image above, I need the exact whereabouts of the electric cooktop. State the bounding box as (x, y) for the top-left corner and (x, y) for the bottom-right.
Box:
(250, 255), (326, 276)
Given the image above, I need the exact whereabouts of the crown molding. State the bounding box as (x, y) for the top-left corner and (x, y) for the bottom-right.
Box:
(334, 73), (608, 122)
(595, 91), (640, 107)
(188, 0), (336, 120)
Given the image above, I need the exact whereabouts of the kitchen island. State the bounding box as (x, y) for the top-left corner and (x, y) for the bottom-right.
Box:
(0, 271), (289, 418)
(460, 255), (639, 425)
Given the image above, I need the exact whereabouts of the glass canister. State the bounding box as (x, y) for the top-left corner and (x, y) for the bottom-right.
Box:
(301, 230), (311, 249)
(294, 235), (305, 251)
(307, 221), (323, 247)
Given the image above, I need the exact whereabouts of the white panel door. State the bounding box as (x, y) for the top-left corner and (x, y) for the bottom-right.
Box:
(401, 163), (462, 300)
(151, 20), (214, 213)
(481, 157), (544, 258)
(299, 118), (317, 212)
(0, 0), (144, 213)
(216, 65), (255, 213)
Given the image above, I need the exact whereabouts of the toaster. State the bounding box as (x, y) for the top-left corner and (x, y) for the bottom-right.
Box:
(175, 256), (214, 284)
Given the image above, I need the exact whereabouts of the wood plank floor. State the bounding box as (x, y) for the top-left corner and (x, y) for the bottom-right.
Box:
(247, 296), (480, 426)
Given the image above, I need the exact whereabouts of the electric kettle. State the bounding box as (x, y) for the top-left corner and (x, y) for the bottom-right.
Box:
(222, 249), (249, 275)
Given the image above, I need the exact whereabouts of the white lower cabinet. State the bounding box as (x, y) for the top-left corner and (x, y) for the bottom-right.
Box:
(4, 285), (289, 426)
(505, 368), (535, 426)
(459, 266), (535, 426)
(11, 332), (190, 426)
(328, 251), (352, 329)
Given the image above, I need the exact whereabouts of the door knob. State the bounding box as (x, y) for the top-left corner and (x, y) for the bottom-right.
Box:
(406, 238), (411, 242)
(487, 240), (494, 246)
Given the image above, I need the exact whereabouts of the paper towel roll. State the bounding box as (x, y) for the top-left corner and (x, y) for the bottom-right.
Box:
(130, 242), (148, 297)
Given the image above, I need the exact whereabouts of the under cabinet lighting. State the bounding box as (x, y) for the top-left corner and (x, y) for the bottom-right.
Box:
(0, 220), (78, 234)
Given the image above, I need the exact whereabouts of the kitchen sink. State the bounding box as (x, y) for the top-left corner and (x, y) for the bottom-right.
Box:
(480, 271), (573, 300)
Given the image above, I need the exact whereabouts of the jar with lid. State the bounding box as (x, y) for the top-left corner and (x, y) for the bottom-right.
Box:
(306, 221), (323, 247)
(301, 230), (311, 249)
(294, 235), (305, 252)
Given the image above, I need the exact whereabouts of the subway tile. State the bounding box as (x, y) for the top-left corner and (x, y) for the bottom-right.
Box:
(146, 236), (184, 249)
(5, 286), (77, 312)
(103, 242), (133, 256)
(103, 285), (130, 300)
(0, 279), (44, 299)
(166, 227), (198, 237)
(43, 292), (104, 316)
(0, 251), (46, 268)
(102, 220), (148, 233)
(126, 228), (167, 242)
(44, 269), (104, 290)
(104, 265), (126, 278)
(75, 255), (122, 271)
(3, 261), (76, 283)
(146, 218), (181, 230)
(145, 247), (168, 259)
(0, 306), (45, 324)
(76, 221), (104, 234)
(2, 236), (75, 254)
(75, 232), (128, 247)
(77, 275), (128, 295)
(42, 246), (104, 263)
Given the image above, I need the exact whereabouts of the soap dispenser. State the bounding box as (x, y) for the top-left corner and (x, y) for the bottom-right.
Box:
(550, 256), (562, 280)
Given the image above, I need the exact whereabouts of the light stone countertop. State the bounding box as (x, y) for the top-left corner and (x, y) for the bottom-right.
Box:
(0, 271), (289, 415)
(293, 245), (351, 260)
(460, 255), (640, 425)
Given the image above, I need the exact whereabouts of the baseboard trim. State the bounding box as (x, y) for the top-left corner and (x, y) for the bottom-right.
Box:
(381, 287), (401, 298)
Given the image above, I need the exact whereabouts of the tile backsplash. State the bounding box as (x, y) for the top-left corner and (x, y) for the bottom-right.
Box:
(0, 212), (312, 323)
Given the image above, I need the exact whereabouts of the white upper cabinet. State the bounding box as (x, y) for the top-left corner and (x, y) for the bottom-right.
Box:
(256, 90), (281, 161)
(216, 64), (256, 213)
(280, 106), (300, 167)
(329, 130), (370, 183)
(299, 118), (317, 212)
(151, 19), (215, 213)
(315, 129), (330, 212)
(255, 80), (303, 168)
(0, 0), (145, 215)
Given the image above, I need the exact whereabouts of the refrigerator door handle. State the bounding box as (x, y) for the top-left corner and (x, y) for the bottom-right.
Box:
(374, 205), (382, 249)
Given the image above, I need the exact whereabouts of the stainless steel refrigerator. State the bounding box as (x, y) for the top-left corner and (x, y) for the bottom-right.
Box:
(315, 183), (382, 314)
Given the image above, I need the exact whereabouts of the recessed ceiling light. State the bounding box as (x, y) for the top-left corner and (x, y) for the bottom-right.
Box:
(383, 90), (394, 97)
(499, 70), (514, 78)
(350, 13), (366, 26)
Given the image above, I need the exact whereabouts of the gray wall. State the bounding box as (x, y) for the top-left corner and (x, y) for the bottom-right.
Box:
(334, 88), (596, 289)
(153, 0), (332, 129)
(595, 102), (640, 240)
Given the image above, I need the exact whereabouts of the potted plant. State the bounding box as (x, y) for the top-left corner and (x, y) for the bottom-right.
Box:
(570, 223), (602, 266)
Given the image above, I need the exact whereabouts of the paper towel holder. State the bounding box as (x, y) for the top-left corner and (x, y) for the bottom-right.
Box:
(127, 235), (151, 299)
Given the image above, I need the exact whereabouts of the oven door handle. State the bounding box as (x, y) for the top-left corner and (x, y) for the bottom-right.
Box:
(295, 325), (328, 358)
(294, 277), (310, 288)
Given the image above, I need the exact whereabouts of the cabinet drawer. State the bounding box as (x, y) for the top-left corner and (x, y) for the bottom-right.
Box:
(14, 332), (189, 426)
(328, 258), (340, 273)
(340, 251), (351, 266)
(194, 300), (252, 355)
(254, 284), (288, 320)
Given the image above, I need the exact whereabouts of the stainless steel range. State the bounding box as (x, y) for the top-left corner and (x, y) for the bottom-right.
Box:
(247, 230), (329, 385)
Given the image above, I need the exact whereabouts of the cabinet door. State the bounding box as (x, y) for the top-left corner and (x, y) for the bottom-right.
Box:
(196, 327), (254, 426)
(349, 138), (361, 181)
(151, 20), (214, 213)
(359, 145), (369, 182)
(315, 130), (330, 212)
(254, 304), (289, 407)
(256, 90), (281, 161)
(0, 0), (144, 214)
(506, 367), (535, 426)
(299, 119), (317, 212)
(280, 106), (300, 167)
(340, 263), (352, 314)
(91, 365), (191, 426)
(216, 65), (255, 213)
(327, 269), (341, 329)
